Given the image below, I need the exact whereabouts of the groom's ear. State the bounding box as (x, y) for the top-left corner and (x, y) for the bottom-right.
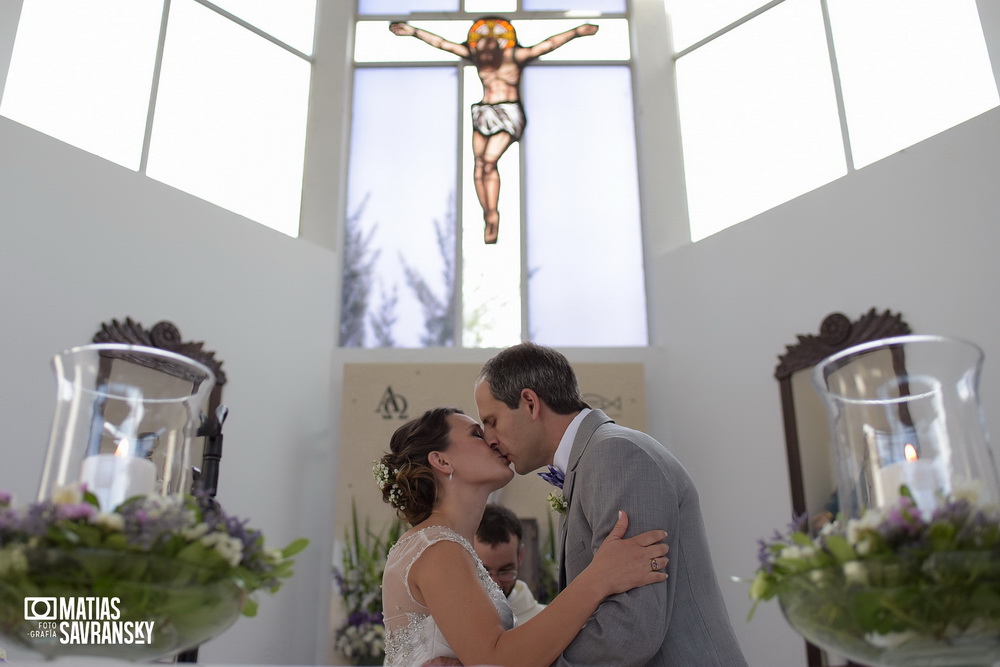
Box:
(520, 388), (542, 419)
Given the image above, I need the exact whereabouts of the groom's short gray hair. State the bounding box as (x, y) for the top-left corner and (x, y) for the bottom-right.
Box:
(479, 342), (589, 415)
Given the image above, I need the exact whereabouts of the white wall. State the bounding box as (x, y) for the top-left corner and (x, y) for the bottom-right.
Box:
(0, 117), (338, 665)
(646, 106), (1000, 665)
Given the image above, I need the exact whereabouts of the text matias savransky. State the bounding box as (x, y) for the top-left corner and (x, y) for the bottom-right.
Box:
(27, 596), (155, 645)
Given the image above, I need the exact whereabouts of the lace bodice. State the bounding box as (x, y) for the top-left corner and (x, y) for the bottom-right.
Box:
(381, 525), (514, 667)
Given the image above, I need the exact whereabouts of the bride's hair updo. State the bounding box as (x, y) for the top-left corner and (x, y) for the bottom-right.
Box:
(376, 407), (462, 526)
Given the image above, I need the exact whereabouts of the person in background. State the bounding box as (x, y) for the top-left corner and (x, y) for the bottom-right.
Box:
(474, 503), (546, 625)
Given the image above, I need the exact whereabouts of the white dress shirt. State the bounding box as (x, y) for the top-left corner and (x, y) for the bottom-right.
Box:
(508, 579), (546, 626)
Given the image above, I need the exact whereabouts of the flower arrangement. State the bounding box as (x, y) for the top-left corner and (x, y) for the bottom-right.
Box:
(750, 487), (1000, 663)
(0, 486), (306, 613)
(332, 500), (403, 666)
(0, 485), (307, 660)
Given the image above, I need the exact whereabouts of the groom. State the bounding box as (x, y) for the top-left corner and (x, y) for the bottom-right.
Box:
(475, 342), (747, 666)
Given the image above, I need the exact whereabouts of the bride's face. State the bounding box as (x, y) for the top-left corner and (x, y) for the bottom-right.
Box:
(445, 413), (514, 489)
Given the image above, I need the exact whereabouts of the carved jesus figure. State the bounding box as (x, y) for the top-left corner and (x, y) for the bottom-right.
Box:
(389, 17), (599, 244)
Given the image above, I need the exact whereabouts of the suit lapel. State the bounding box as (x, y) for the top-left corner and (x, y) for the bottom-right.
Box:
(557, 409), (613, 589)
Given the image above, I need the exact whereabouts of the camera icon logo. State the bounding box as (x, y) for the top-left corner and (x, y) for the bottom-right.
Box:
(24, 597), (58, 621)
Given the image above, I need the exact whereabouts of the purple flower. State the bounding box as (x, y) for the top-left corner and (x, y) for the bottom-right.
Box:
(0, 491), (12, 507)
(21, 502), (59, 537)
(538, 466), (565, 489)
(756, 538), (775, 573)
(118, 497), (190, 549)
(879, 496), (926, 544)
(56, 503), (96, 521)
(347, 610), (383, 626)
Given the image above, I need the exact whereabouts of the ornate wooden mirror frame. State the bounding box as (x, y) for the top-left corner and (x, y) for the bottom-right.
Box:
(93, 318), (227, 466)
(774, 308), (911, 667)
(92, 318), (226, 663)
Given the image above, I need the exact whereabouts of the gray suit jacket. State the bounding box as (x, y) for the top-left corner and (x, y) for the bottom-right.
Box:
(554, 410), (747, 667)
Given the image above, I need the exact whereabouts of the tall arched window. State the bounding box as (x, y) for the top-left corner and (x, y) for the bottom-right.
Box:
(342, 1), (649, 349)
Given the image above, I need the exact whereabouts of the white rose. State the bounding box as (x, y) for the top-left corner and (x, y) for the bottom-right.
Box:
(92, 512), (125, 532)
(182, 523), (210, 540)
(0, 546), (28, 577)
(842, 560), (868, 585)
(52, 484), (83, 506)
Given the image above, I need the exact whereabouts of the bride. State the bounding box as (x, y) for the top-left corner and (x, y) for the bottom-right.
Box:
(376, 407), (669, 666)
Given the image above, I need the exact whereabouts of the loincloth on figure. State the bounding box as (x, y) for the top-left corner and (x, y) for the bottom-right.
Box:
(471, 101), (526, 140)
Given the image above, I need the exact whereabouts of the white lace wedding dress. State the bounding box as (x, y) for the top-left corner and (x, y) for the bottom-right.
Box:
(382, 525), (514, 666)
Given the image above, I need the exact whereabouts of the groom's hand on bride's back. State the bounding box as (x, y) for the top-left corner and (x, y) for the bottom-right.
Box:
(422, 658), (463, 666)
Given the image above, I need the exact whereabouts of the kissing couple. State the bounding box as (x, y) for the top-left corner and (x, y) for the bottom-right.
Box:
(377, 342), (747, 666)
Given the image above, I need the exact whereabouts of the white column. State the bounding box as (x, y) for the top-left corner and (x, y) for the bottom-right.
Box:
(630, 0), (692, 261)
(0, 0), (24, 103)
(298, 0), (355, 250)
(977, 0), (1000, 89)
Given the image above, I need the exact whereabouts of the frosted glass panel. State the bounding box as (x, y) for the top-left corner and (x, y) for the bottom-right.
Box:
(523, 66), (647, 347)
(356, 19), (627, 63)
(676, 0), (846, 241)
(358, 0), (459, 13)
(145, 0), (311, 237)
(465, 0), (516, 12)
(210, 0), (317, 54)
(666, 0), (770, 51)
(829, 0), (999, 168)
(356, 21), (465, 63)
(343, 68), (458, 348)
(517, 19), (629, 61)
(0, 0), (163, 170)
(523, 0), (625, 12)
(462, 67), (521, 349)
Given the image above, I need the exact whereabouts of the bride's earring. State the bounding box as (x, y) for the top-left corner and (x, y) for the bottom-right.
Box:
(449, 470), (454, 481)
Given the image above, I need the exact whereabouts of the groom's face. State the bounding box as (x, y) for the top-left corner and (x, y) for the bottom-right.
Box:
(475, 379), (547, 474)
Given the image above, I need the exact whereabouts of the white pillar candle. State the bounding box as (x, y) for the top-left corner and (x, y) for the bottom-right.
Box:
(80, 454), (157, 512)
(902, 459), (946, 513)
(876, 458), (945, 513)
(877, 460), (907, 506)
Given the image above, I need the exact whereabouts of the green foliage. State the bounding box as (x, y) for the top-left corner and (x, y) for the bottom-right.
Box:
(537, 512), (561, 605)
(332, 500), (405, 665)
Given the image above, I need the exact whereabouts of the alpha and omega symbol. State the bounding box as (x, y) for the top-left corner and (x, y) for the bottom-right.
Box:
(376, 386), (409, 420)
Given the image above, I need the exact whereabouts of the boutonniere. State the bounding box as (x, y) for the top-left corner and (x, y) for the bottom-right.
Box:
(547, 491), (568, 514)
(539, 466), (567, 513)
